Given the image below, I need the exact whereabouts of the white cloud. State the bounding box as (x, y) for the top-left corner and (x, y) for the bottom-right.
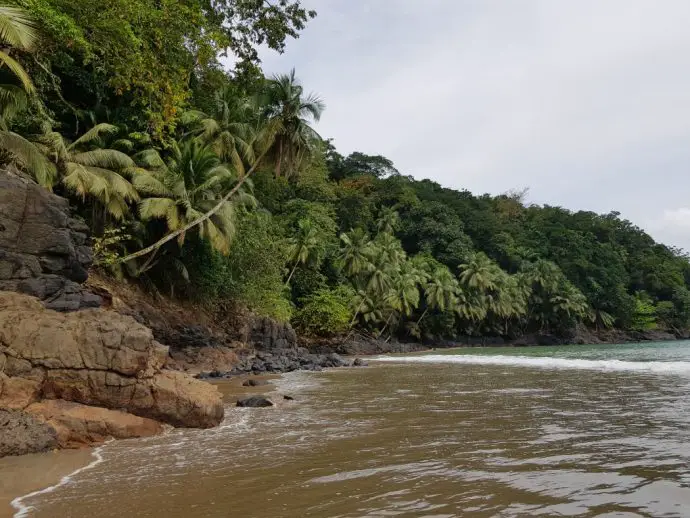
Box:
(254, 0), (690, 251)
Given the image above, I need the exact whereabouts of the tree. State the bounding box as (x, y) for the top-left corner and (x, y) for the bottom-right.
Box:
(376, 207), (400, 235)
(418, 266), (459, 325)
(135, 138), (255, 254)
(285, 218), (325, 285)
(21, 0), (316, 135)
(260, 68), (324, 178)
(184, 85), (256, 175)
(34, 123), (138, 220)
(338, 228), (372, 277)
(0, 5), (37, 93)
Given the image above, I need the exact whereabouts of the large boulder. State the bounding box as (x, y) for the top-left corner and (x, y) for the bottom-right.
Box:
(0, 291), (224, 431)
(25, 400), (164, 448)
(0, 171), (101, 311)
(0, 409), (58, 457)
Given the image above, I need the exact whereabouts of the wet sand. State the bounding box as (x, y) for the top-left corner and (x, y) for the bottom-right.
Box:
(0, 374), (282, 518)
(0, 448), (96, 517)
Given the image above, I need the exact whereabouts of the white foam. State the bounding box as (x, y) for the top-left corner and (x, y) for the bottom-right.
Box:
(372, 354), (690, 375)
(11, 441), (110, 517)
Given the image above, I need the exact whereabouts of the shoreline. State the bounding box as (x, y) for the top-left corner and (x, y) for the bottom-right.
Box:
(0, 373), (288, 517)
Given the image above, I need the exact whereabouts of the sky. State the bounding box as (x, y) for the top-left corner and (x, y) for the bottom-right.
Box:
(257, 0), (690, 251)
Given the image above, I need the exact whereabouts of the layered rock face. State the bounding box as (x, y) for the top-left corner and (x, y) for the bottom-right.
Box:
(0, 291), (224, 456)
(0, 172), (101, 311)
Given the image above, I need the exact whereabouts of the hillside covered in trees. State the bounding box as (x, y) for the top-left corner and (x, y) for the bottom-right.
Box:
(1, 1), (689, 344)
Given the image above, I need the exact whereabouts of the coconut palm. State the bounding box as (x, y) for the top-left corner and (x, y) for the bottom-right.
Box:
(458, 252), (499, 291)
(285, 218), (324, 285)
(134, 139), (255, 254)
(0, 5), (38, 93)
(338, 228), (373, 278)
(417, 267), (459, 325)
(34, 123), (138, 219)
(260, 68), (325, 178)
(184, 85), (256, 175)
(376, 207), (400, 235)
(0, 6), (56, 185)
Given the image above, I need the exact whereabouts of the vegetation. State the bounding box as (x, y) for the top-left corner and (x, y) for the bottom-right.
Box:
(3, 1), (690, 343)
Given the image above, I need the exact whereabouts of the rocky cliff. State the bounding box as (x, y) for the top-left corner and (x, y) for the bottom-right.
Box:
(0, 291), (224, 456)
(0, 171), (101, 311)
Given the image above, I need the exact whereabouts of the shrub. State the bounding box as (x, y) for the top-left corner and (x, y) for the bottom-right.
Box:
(294, 285), (355, 336)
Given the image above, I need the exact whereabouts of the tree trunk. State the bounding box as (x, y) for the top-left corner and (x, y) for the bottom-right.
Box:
(416, 307), (429, 325)
(349, 300), (365, 329)
(285, 261), (299, 286)
(118, 148), (268, 264)
(275, 138), (282, 177)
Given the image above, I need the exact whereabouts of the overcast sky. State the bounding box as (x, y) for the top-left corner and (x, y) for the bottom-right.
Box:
(258, 0), (690, 251)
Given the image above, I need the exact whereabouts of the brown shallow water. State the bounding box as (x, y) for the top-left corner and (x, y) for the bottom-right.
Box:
(8, 349), (690, 517)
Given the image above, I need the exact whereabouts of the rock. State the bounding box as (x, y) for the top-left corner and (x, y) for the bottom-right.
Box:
(236, 395), (275, 408)
(242, 379), (271, 387)
(0, 291), (224, 431)
(352, 358), (368, 367)
(231, 314), (298, 351)
(0, 171), (101, 311)
(0, 409), (58, 457)
(283, 395), (294, 401)
(26, 400), (164, 448)
(166, 345), (239, 374)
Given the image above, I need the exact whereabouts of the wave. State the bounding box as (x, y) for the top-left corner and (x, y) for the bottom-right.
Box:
(372, 354), (690, 374)
(11, 441), (110, 518)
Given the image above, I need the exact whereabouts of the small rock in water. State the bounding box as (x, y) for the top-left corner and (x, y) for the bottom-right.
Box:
(242, 379), (271, 387)
(352, 358), (368, 367)
(283, 395), (295, 401)
(236, 396), (275, 408)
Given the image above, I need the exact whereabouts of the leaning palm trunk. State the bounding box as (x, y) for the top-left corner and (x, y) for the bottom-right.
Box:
(119, 149), (268, 264)
(285, 260), (299, 286)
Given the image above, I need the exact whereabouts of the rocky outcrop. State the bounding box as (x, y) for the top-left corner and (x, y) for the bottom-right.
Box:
(26, 400), (164, 448)
(196, 348), (349, 379)
(236, 395), (274, 408)
(0, 409), (58, 457)
(0, 291), (224, 456)
(0, 171), (101, 311)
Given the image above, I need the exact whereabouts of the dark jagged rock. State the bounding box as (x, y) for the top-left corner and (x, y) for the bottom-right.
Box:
(242, 379), (271, 387)
(352, 358), (368, 367)
(0, 409), (58, 457)
(195, 348), (349, 379)
(236, 395), (274, 408)
(0, 171), (101, 311)
(283, 395), (294, 401)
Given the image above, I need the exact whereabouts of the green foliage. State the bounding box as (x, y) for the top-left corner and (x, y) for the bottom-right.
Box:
(182, 211), (291, 321)
(294, 286), (354, 336)
(3, 2), (690, 342)
(630, 293), (658, 332)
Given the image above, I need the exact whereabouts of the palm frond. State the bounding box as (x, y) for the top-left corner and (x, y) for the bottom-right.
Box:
(0, 130), (56, 187)
(71, 149), (135, 169)
(0, 50), (33, 93)
(0, 6), (37, 50)
(69, 123), (119, 149)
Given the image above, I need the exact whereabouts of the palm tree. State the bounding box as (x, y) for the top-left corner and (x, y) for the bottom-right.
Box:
(134, 139), (255, 254)
(35, 123), (138, 219)
(417, 267), (459, 325)
(285, 219), (324, 285)
(376, 207), (400, 235)
(0, 6), (38, 93)
(184, 85), (256, 175)
(0, 6), (55, 185)
(338, 228), (372, 278)
(458, 252), (499, 291)
(260, 68), (325, 178)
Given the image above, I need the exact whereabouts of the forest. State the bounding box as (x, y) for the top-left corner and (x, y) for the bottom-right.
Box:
(1, 0), (689, 343)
